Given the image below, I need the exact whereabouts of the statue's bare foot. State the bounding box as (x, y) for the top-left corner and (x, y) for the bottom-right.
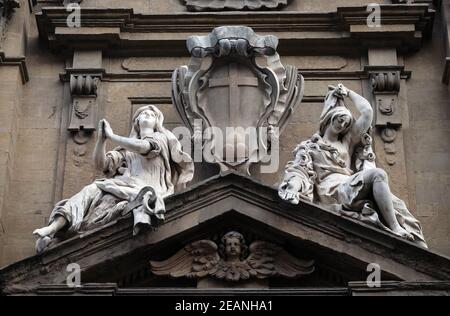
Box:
(33, 226), (54, 238)
(392, 226), (414, 241)
(35, 236), (52, 254)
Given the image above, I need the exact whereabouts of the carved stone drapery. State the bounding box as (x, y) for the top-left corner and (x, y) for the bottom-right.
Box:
(150, 231), (315, 282)
(172, 26), (304, 174)
(183, 0), (289, 11)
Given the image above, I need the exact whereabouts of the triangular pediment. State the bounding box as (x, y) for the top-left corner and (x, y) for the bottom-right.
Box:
(1, 172), (450, 294)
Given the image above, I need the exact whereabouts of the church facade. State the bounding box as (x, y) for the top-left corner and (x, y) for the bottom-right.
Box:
(0, 0), (450, 295)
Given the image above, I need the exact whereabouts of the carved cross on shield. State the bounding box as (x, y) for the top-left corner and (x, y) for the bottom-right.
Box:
(208, 63), (259, 126)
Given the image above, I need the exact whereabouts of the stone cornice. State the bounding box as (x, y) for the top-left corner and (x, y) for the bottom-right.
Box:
(0, 51), (29, 83)
(35, 5), (435, 56)
(30, 281), (450, 296)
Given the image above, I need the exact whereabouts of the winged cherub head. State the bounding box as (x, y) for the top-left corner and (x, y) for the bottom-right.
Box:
(219, 231), (248, 262)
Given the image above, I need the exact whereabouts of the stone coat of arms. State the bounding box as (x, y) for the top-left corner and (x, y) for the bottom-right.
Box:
(172, 26), (304, 174)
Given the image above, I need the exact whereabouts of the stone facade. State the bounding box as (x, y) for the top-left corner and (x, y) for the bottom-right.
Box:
(0, 0), (449, 291)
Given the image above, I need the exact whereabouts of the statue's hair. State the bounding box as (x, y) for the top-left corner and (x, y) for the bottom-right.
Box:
(219, 231), (248, 260)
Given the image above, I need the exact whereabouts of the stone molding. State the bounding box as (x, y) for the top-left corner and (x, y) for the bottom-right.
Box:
(35, 5), (434, 56)
(0, 51), (29, 83)
(28, 281), (450, 296)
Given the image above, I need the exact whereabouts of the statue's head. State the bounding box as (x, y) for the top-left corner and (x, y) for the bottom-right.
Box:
(319, 85), (354, 138)
(220, 231), (248, 262)
(130, 105), (165, 138)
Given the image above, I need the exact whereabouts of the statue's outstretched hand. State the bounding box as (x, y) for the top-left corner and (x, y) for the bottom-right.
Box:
(102, 119), (114, 139)
(97, 119), (106, 141)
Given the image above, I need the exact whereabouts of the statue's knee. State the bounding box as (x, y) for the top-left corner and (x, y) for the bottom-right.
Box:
(373, 168), (388, 182)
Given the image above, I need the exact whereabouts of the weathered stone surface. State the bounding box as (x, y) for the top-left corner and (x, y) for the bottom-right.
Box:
(0, 1), (449, 295)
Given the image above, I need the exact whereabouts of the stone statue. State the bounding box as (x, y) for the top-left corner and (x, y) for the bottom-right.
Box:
(33, 105), (194, 253)
(150, 231), (315, 282)
(172, 26), (304, 174)
(278, 84), (427, 248)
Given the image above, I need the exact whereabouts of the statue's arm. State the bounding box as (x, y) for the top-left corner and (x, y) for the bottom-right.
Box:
(102, 120), (152, 155)
(109, 134), (152, 155)
(348, 90), (373, 141)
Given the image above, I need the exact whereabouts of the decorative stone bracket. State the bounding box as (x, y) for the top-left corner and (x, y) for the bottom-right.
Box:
(365, 65), (409, 166)
(66, 71), (102, 132)
(367, 66), (403, 128)
(60, 50), (104, 136)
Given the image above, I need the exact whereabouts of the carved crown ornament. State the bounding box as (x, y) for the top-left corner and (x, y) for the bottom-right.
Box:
(183, 0), (290, 11)
(172, 26), (304, 174)
(150, 231), (315, 282)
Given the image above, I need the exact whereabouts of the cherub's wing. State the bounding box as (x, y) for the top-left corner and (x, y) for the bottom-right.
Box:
(150, 240), (220, 278)
(247, 241), (315, 279)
